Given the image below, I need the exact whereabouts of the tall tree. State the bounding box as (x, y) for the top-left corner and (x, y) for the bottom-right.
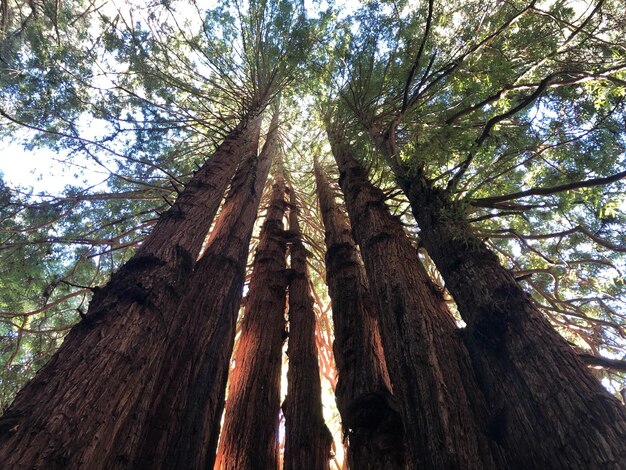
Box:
(398, 146), (626, 469)
(0, 113), (263, 468)
(314, 158), (404, 469)
(335, 1), (626, 467)
(215, 125), (288, 470)
(0, 0), (315, 401)
(127, 110), (277, 470)
(283, 185), (333, 470)
(328, 122), (504, 469)
(1, 0), (626, 468)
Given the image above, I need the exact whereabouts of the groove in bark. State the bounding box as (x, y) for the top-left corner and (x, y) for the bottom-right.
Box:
(283, 185), (333, 470)
(215, 152), (288, 468)
(328, 125), (504, 469)
(0, 114), (263, 470)
(314, 161), (405, 470)
(128, 111), (278, 470)
(138, 113), (264, 261)
(397, 173), (626, 469)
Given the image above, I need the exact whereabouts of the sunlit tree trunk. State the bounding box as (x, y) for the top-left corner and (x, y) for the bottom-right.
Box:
(0, 114), (263, 469)
(128, 112), (277, 470)
(283, 185), (333, 470)
(328, 125), (504, 469)
(396, 172), (626, 469)
(314, 160), (405, 469)
(215, 159), (288, 468)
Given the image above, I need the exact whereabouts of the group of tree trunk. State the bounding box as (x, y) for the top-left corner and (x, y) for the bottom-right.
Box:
(320, 120), (626, 469)
(1, 105), (626, 469)
(0, 109), (265, 468)
(368, 119), (626, 468)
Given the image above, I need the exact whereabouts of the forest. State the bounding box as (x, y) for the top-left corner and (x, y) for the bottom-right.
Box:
(0, 0), (625, 468)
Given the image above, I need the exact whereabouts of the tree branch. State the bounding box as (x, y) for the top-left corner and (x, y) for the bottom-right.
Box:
(579, 353), (626, 373)
(475, 74), (552, 146)
(401, 0), (434, 113)
(472, 168), (626, 206)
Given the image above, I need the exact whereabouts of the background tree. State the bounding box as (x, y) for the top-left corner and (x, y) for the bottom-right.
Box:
(283, 183), (333, 470)
(215, 121), (288, 470)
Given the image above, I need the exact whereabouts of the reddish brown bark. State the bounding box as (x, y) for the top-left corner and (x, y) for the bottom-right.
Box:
(314, 161), (404, 470)
(283, 186), (333, 470)
(128, 112), (278, 470)
(0, 115), (263, 469)
(215, 172), (289, 470)
(397, 173), (626, 469)
(328, 126), (503, 469)
(138, 114), (264, 261)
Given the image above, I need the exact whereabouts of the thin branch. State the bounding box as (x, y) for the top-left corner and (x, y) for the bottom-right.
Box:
(401, 0), (434, 113)
(473, 169), (626, 206)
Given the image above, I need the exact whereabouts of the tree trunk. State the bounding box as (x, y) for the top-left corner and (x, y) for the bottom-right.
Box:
(215, 172), (288, 469)
(328, 125), (503, 469)
(397, 172), (626, 469)
(0, 114), (263, 469)
(314, 160), (404, 469)
(283, 185), (333, 470)
(127, 111), (277, 470)
(138, 114), (264, 261)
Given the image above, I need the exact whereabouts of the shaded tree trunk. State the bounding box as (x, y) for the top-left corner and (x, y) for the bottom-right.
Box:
(215, 169), (288, 468)
(0, 114), (263, 469)
(328, 125), (503, 469)
(128, 112), (278, 470)
(396, 172), (626, 469)
(314, 160), (405, 469)
(283, 185), (333, 470)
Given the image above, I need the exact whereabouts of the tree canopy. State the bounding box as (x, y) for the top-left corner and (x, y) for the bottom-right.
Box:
(1, 0), (625, 449)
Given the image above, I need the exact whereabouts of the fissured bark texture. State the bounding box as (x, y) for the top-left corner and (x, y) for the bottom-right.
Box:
(283, 186), (333, 470)
(128, 113), (276, 470)
(329, 126), (503, 470)
(314, 161), (405, 469)
(0, 115), (263, 469)
(215, 172), (288, 469)
(399, 174), (626, 469)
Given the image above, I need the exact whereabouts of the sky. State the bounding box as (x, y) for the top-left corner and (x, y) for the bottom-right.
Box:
(0, 138), (111, 196)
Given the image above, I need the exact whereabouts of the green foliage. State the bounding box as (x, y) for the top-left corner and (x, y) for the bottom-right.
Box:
(1, 0), (626, 407)
(327, 0), (626, 393)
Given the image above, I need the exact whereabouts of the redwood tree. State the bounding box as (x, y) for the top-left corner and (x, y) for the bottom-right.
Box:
(283, 185), (333, 470)
(1, 0), (626, 468)
(0, 0), (316, 465)
(334, 2), (626, 467)
(0, 113), (263, 469)
(215, 156), (288, 468)
(314, 159), (404, 469)
(127, 110), (278, 470)
(328, 123), (505, 469)
(397, 156), (626, 469)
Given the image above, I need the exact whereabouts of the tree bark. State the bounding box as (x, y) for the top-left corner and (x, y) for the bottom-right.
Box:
(328, 125), (503, 469)
(397, 172), (626, 469)
(127, 111), (277, 470)
(0, 114), (263, 469)
(283, 185), (333, 470)
(314, 160), (405, 470)
(215, 170), (288, 469)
